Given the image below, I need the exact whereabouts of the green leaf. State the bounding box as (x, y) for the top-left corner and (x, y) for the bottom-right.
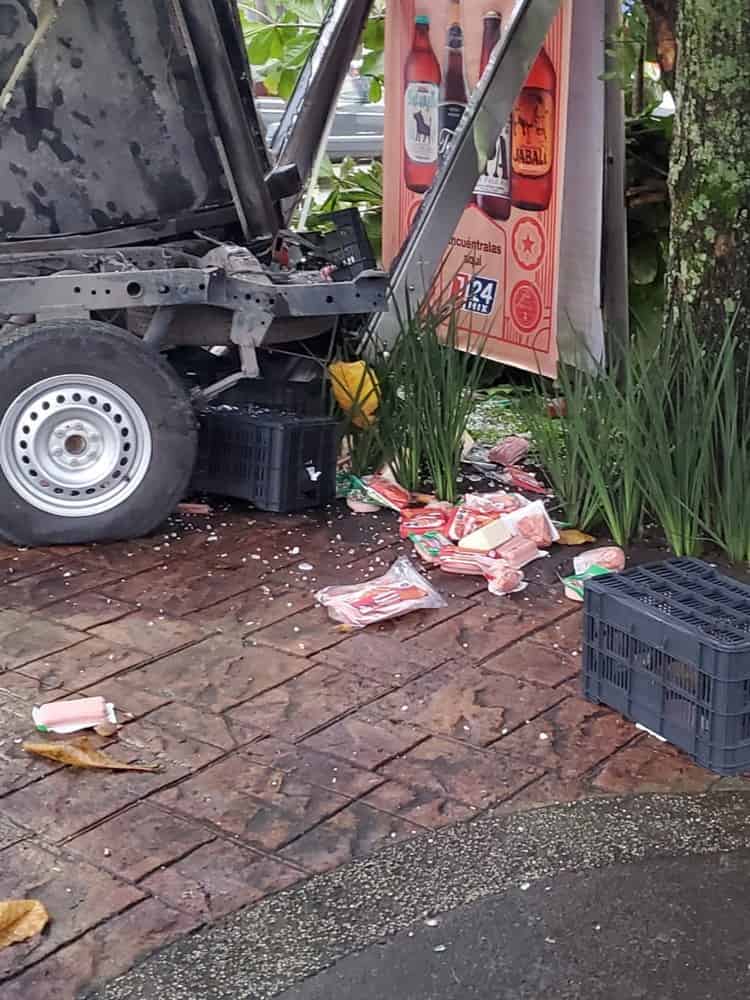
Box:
(368, 77), (383, 104)
(247, 27), (275, 65)
(278, 68), (300, 100)
(361, 49), (385, 79)
(363, 16), (385, 52)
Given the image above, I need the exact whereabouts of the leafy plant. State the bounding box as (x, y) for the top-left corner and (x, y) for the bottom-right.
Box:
(308, 157), (383, 260)
(520, 389), (601, 533)
(240, 0), (385, 101)
(333, 292), (486, 501)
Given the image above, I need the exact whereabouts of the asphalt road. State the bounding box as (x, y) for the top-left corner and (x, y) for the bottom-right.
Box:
(89, 792), (750, 1000)
(277, 853), (750, 1000)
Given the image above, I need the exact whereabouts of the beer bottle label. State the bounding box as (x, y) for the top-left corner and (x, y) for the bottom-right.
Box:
(512, 88), (554, 178)
(438, 101), (466, 160)
(404, 83), (439, 163)
(474, 123), (511, 197)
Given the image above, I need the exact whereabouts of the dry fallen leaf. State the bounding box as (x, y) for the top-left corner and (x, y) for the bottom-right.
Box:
(558, 529), (596, 546)
(0, 900), (49, 950)
(23, 737), (160, 772)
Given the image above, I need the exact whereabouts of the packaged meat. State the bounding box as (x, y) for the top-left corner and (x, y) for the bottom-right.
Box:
(350, 475), (412, 511)
(315, 556), (446, 627)
(446, 506), (495, 541)
(488, 435), (530, 466)
(399, 508), (450, 539)
(574, 547), (626, 575)
(33, 696), (117, 735)
(462, 491), (526, 515)
(503, 500), (560, 548)
(502, 467), (549, 495)
(410, 531), (453, 564)
(494, 535), (546, 569)
(438, 548), (496, 576)
(485, 561), (526, 596)
(458, 516), (513, 553)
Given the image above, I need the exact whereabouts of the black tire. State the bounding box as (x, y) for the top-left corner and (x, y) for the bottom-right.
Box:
(0, 320), (197, 546)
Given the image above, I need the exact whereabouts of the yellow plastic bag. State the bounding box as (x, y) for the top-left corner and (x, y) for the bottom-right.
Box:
(329, 361), (380, 428)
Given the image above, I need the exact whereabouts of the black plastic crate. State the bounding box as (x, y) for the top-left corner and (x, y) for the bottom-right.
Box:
(300, 208), (376, 281)
(583, 558), (750, 775)
(191, 406), (339, 513)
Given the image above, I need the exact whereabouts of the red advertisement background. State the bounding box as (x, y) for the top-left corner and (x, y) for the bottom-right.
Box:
(383, 0), (573, 378)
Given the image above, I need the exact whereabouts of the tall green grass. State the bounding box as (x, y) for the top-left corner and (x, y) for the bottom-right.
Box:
(335, 292), (486, 501)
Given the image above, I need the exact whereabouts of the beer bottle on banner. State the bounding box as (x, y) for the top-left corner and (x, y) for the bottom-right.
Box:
(438, 0), (468, 163)
(404, 14), (441, 194)
(473, 12), (512, 221)
(511, 47), (556, 212)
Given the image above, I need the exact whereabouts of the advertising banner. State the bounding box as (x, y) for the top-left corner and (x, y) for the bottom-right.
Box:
(383, 0), (573, 377)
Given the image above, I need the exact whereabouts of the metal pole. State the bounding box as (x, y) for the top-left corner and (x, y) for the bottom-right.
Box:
(272, 0), (376, 223)
(602, 0), (630, 366)
(371, 0), (561, 346)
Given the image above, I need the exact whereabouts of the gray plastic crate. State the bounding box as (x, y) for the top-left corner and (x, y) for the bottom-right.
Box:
(583, 558), (750, 775)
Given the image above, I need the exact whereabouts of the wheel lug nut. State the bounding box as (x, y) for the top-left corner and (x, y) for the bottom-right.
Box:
(52, 448), (63, 458)
(70, 458), (80, 467)
(73, 422), (84, 431)
(55, 429), (65, 439)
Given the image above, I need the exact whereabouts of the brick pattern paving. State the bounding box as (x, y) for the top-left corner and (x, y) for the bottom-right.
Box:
(0, 509), (728, 999)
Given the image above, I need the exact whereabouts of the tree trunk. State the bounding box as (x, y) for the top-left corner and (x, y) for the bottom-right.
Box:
(665, 0), (750, 338)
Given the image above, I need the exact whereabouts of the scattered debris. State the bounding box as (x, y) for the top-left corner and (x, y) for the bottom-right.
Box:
(23, 737), (160, 772)
(0, 900), (49, 950)
(433, 944), (448, 953)
(32, 696), (117, 736)
(315, 556), (446, 627)
(176, 502), (213, 516)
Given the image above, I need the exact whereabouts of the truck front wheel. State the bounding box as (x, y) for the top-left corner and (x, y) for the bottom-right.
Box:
(0, 320), (197, 546)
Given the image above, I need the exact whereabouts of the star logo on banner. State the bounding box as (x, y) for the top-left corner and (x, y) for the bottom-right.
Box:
(512, 217), (546, 272)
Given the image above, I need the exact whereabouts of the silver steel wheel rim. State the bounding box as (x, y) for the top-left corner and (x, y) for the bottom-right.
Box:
(0, 374), (153, 518)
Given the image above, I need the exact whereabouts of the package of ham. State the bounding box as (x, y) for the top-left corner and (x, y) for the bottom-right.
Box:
(438, 547), (496, 576)
(446, 506), (495, 542)
(461, 491), (526, 516)
(574, 547), (626, 574)
(399, 508), (450, 539)
(494, 535), (546, 569)
(502, 500), (560, 548)
(410, 531), (452, 564)
(484, 561), (526, 596)
(361, 475), (412, 511)
(315, 556), (446, 627)
(33, 696), (117, 735)
(488, 435), (530, 466)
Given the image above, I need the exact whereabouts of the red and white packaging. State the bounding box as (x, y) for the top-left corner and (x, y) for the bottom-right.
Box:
(410, 531), (453, 564)
(399, 507), (450, 539)
(438, 547), (496, 576)
(461, 491), (527, 516)
(573, 546), (626, 574)
(488, 436), (530, 466)
(503, 500), (560, 548)
(363, 475), (412, 510)
(502, 467), (549, 495)
(446, 506), (495, 541)
(315, 556), (446, 628)
(494, 535), (547, 569)
(485, 561), (526, 596)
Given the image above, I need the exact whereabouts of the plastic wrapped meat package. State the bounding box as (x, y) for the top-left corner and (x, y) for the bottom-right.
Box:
(488, 435), (530, 466)
(315, 556), (446, 627)
(574, 547), (626, 574)
(502, 500), (560, 548)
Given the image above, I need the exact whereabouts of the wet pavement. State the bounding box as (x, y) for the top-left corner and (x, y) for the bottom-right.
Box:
(0, 505), (742, 999)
